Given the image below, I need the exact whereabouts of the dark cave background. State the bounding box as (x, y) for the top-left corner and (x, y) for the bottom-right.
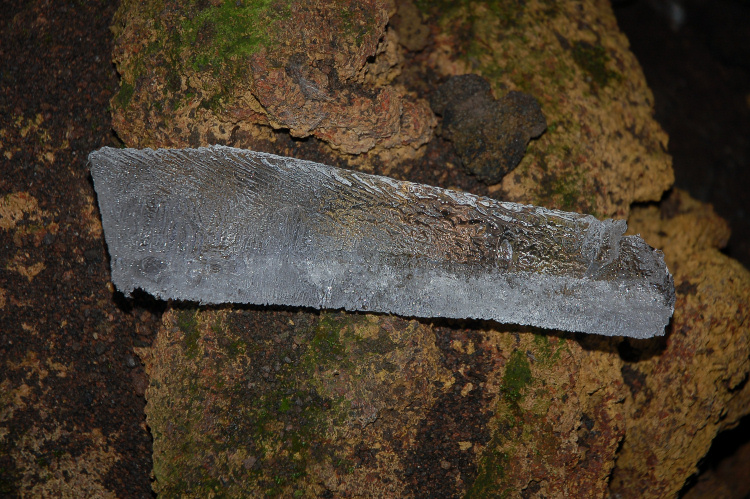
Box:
(615, 0), (750, 271)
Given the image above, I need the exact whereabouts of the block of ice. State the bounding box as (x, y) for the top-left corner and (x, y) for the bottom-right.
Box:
(89, 145), (675, 338)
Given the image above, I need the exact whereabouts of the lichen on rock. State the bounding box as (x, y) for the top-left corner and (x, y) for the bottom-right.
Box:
(139, 310), (455, 497)
(609, 190), (750, 498)
(110, 0), (435, 156)
(420, 0), (673, 217)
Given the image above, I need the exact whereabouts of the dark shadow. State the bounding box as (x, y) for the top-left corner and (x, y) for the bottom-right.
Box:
(678, 413), (750, 498)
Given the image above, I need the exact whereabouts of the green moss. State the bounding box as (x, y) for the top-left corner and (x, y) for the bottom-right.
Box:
(571, 41), (621, 88)
(213, 314), (358, 495)
(467, 337), (570, 494)
(537, 166), (598, 215)
(487, 0), (527, 29)
(116, 0), (292, 115)
(337, 7), (373, 47)
(414, 0), (527, 68)
(113, 81), (134, 109)
(309, 314), (349, 359)
(198, 92), (226, 113)
(414, 0), (465, 15)
(553, 172), (582, 210)
(278, 397), (292, 413)
(157, 311), (398, 495)
(176, 309), (200, 359)
(465, 444), (511, 499)
(232, 380), (325, 496)
(532, 334), (567, 365)
(466, 385), (529, 496)
(501, 350), (532, 404)
(124, 38), (161, 85)
(180, 0), (285, 72)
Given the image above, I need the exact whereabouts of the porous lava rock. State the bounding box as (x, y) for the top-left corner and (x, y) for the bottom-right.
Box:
(431, 74), (547, 184)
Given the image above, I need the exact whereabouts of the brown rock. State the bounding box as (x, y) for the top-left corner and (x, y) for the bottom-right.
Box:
(609, 190), (750, 498)
(110, 0), (435, 156)
(422, 0), (673, 217)
(390, 0), (430, 52)
(139, 310), (458, 497)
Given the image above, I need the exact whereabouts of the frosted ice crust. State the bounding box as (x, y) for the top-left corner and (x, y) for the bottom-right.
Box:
(89, 145), (675, 338)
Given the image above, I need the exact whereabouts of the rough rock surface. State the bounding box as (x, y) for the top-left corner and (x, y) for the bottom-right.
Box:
(107, 0), (750, 497)
(417, 0), (674, 217)
(610, 190), (750, 498)
(0, 1), (155, 495)
(140, 309), (629, 497)
(110, 0), (435, 157)
(430, 74), (547, 184)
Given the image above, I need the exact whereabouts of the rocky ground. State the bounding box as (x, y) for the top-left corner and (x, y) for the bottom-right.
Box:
(1, 1), (154, 496)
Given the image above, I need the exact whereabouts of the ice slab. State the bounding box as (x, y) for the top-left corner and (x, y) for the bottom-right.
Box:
(89, 145), (675, 338)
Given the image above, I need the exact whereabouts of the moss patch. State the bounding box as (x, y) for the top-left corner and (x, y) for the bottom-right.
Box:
(571, 40), (621, 88)
(180, 0), (286, 72)
(533, 334), (567, 365)
(308, 314), (348, 360)
(113, 80), (134, 109)
(175, 309), (200, 359)
(501, 350), (532, 404)
(466, 347), (534, 496)
(538, 165), (600, 216)
(151, 310), (423, 496)
(465, 443), (511, 498)
(112, 0), (291, 118)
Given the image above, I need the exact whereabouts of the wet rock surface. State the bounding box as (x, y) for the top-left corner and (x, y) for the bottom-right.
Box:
(431, 74), (547, 184)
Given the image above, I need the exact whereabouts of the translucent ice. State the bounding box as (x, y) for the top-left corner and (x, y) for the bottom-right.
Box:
(89, 145), (675, 338)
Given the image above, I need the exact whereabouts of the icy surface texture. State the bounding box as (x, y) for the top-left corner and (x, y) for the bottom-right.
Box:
(89, 145), (674, 338)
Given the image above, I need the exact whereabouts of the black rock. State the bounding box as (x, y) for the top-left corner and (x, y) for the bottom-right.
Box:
(431, 74), (547, 184)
